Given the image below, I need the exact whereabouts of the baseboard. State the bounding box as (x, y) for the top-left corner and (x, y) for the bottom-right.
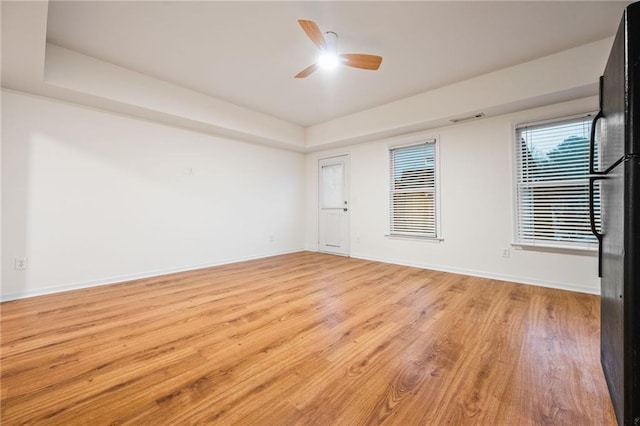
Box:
(4, 249), (599, 302)
(343, 252), (600, 295)
(1, 249), (304, 302)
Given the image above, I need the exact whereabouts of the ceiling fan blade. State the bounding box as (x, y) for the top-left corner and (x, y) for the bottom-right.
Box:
(340, 53), (383, 70)
(295, 63), (319, 78)
(298, 19), (326, 50)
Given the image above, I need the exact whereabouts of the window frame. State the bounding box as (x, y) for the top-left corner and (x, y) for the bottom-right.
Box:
(387, 137), (441, 241)
(512, 112), (599, 252)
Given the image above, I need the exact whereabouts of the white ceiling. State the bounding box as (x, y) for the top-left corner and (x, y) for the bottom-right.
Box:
(45, 1), (629, 127)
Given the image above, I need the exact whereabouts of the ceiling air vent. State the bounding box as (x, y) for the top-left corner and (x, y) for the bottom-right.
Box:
(450, 113), (485, 123)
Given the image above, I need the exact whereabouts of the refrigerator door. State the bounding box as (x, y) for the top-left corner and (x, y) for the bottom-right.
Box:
(598, 14), (626, 173)
(600, 157), (627, 425)
(624, 157), (640, 425)
(629, 3), (639, 155)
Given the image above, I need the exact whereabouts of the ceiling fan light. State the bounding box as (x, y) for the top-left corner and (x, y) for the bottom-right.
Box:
(318, 52), (339, 70)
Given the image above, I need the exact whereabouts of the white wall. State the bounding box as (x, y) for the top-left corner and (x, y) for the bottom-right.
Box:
(305, 97), (601, 294)
(1, 90), (604, 300)
(1, 89), (306, 300)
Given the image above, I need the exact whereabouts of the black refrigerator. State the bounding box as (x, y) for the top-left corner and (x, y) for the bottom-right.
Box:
(591, 2), (640, 424)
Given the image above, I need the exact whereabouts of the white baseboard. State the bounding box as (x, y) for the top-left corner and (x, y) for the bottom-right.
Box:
(314, 250), (599, 295)
(3, 248), (599, 302)
(1, 249), (303, 302)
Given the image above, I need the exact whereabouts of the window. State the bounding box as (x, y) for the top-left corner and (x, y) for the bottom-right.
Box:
(389, 140), (438, 238)
(515, 115), (600, 249)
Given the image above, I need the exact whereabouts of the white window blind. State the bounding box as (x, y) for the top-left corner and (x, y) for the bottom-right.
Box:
(515, 115), (600, 248)
(389, 141), (437, 237)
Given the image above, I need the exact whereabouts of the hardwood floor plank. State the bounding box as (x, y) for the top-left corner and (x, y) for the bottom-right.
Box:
(0, 252), (614, 424)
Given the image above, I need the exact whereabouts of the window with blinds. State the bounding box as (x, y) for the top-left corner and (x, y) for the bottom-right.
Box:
(515, 115), (600, 248)
(389, 141), (437, 238)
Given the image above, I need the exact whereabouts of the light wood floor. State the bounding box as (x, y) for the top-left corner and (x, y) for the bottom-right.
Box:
(1, 252), (615, 425)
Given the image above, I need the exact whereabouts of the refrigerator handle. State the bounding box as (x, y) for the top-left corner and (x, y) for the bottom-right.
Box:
(589, 76), (604, 175)
(589, 76), (605, 277)
(589, 176), (605, 277)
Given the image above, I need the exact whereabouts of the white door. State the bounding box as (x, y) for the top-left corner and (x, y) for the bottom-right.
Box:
(318, 155), (350, 255)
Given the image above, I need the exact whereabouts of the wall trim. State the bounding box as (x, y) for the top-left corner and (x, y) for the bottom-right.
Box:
(0, 249), (303, 302)
(334, 251), (600, 295)
(3, 248), (600, 302)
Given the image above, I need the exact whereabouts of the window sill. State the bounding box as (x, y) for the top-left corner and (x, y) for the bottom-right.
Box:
(385, 234), (444, 243)
(512, 242), (598, 256)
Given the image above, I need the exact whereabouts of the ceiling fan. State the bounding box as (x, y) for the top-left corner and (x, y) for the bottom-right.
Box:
(295, 19), (383, 78)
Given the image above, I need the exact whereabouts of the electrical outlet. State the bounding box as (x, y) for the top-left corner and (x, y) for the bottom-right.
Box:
(501, 248), (510, 258)
(15, 257), (28, 270)
(269, 235), (275, 243)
